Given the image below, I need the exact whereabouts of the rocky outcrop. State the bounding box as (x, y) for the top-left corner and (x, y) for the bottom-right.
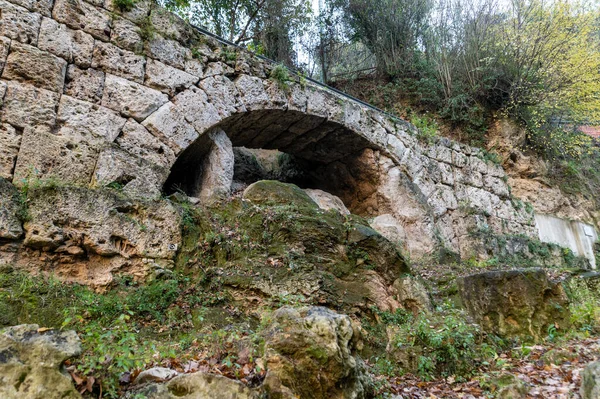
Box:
(305, 188), (350, 215)
(581, 361), (600, 399)
(0, 324), (81, 399)
(262, 306), (371, 399)
(243, 180), (318, 208)
(458, 269), (570, 340)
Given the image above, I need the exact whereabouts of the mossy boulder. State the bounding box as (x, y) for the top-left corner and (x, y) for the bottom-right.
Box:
(242, 180), (317, 208)
(262, 306), (371, 399)
(581, 361), (600, 399)
(0, 324), (82, 399)
(458, 269), (570, 341)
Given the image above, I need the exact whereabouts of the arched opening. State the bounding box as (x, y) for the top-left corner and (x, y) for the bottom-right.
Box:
(163, 109), (379, 215)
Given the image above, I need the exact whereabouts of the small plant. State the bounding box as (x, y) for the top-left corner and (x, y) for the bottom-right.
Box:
(410, 114), (438, 144)
(270, 64), (291, 90)
(113, 0), (136, 12)
(222, 48), (238, 63)
(138, 17), (156, 41)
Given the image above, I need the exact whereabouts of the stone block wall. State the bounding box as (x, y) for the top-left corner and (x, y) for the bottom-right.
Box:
(0, 0), (538, 266)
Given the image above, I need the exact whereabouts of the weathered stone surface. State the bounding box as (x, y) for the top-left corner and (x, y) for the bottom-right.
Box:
(10, 0), (53, 17)
(91, 145), (168, 198)
(243, 180), (317, 208)
(458, 269), (571, 340)
(148, 8), (194, 43)
(581, 361), (600, 399)
(199, 75), (246, 118)
(2, 80), (59, 128)
(131, 372), (259, 399)
(104, 0), (152, 23)
(262, 306), (371, 399)
(2, 41), (67, 92)
(304, 188), (350, 215)
(92, 41), (145, 83)
(145, 59), (198, 96)
(110, 16), (143, 53)
(135, 367), (179, 385)
(235, 74), (271, 111)
(57, 95), (127, 142)
(0, 0), (41, 45)
(0, 324), (81, 399)
(64, 65), (105, 104)
(196, 128), (234, 202)
(24, 186), (181, 259)
(172, 86), (220, 134)
(0, 178), (23, 239)
(13, 126), (99, 185)
(102, 74), (168, 121)
(142, 102), (199, 153)
(115, 119), (176, 169)
(0, 123), (20, 180)
(52, 0), (111, 41)
(38, 17), (95, 67)
(370, 214), (406, 246)
(145, 35), (187, 69)
(393, 276), (432, 314)
(0, 36), (10, 74)
(492, 373), (528, 399)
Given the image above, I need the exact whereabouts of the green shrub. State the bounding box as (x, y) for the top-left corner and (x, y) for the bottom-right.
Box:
(270, 64), (291, 90)
(113, 0), (136, 12)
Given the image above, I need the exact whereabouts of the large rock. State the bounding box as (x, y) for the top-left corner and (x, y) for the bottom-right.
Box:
(130, 372), (259, 399)
(458, 269), (571, 340)
(101, 74), (168, 121)
(197, 128), (234, 203)
(0, 324), (82, 399)
(0, 178), (23, 240)
(304, 188), (350, 215)
(581, 361), (600, 399)
(243, 180), (318, 209)
(262, 306), (371, 399)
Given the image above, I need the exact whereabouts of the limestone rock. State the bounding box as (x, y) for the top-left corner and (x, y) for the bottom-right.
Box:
(304, 188), (350, 215)
(3, 41), (67, 92)
(492, 373), (528, 399)
(91, 41), (145, 83)
(135, 367), (179, 384)
(393, 276), (432, 314)
(0, 36), (10, 75)
(172, 86), (221, 134)
(198, 129), (234, 202)
(37, 17), (95, 67)
(145, 35), (187, 69)
(458, 269), (571, 340)
(110, 16), (143, 53)
(0, 123), (21, 180)
(0, 0), (41, 45)
(91, 145), (168, 199)
(23, 186), (181, 259)
(0, 324), (81, 399)
(0, 178), (23, 240)
(581, 361), (600, 399)
(115, 119), (176, 169)
(199, 75), (246, 118)
(262, 306), (371, 399)
(142, 102), (199, 154)
(131, 372), (259, 399)
(10, 0), (53, 17)
(145, 59), (199, 96)
(2, 80), (60, 128)
(52, 0), (111, 41)
(64, 65), (105, 104)
(243, 180), (317, 208)
(101, 74), (168, 121)
(370, 214), (406, 247)
(13, 126), (100, 186)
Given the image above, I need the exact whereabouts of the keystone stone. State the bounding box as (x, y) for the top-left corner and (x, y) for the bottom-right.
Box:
(102, 74), (168, 121)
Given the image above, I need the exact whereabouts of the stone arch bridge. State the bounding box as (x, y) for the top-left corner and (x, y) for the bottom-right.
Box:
(0, 0), (539, 270)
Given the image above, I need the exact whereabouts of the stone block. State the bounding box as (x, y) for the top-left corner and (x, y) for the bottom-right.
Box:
(0, 123), (21, 180)
(64, 65), (105, 104)
(101, 74), (168, 121)
(2, 41), (67, 92)
(1, 80), (59, 128)
(203, 61), (233, 78)
(428, 184), (458, 216)
(92, 41), (146, 83)
(172, 86), (220, 134)
(110, 16), (143, 53)
(52, 0), (111, 41)
(57, 95), (126, 143)
(38, 17), (95, 67)
(144, 59), (198, 96)
(0, 36), (10, 74)
(142, 102), (199, 154)
(0, 0), (41, 45)
(149, 8), (194, 42)
(13, 126), (99, 186)
(199, 75), (246, 118)
(145, 35), (186, 69)
(115, 118), (176, 169)
(484, 174), (510, 198)
(196, 128), (234, 202)
(91, 145), (168, 199)
(0, 177), (23, 239)
(104, 0), (152, 24)
(10, 0), (53, 16)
